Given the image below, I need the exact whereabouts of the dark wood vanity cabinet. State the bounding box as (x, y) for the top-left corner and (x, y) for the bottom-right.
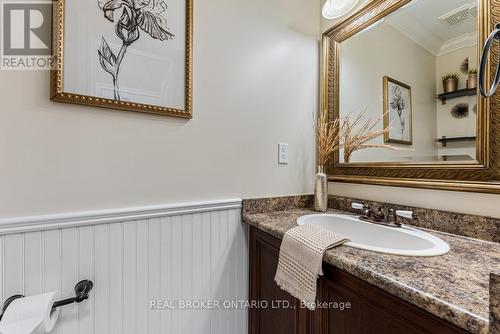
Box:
(250, 226), (312, 334)
(249, 227), (469, 334)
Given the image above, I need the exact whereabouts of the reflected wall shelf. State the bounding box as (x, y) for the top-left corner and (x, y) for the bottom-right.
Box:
(436, 88), (477, 105)
(437, 136), (476, 147)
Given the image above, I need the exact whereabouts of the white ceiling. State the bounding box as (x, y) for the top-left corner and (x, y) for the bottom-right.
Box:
(385, 0), (478, 56)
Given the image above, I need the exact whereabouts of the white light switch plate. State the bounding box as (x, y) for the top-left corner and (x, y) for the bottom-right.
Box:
(278, 143), (289, 164)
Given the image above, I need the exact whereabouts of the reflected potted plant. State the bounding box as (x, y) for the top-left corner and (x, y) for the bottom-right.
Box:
(442, 73), (460, 93)
(467, 69), (477, 89)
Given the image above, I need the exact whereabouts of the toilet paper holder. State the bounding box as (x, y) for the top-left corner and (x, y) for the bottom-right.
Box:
(0, 280), (93, 321)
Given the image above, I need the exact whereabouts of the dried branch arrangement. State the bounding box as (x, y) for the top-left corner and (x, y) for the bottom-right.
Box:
(315, 111), (404, 165)
(314, 111), (343, 166)
(342, 112), (405, 163)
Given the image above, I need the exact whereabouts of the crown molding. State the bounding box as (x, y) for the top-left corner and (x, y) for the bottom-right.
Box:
(437, 32), (477, 56)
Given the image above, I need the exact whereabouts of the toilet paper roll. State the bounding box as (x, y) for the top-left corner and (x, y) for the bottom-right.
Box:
(0, 291), (60, 334)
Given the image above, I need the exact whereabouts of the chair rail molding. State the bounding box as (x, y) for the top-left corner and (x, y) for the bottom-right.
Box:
(0, 199), (242, 235)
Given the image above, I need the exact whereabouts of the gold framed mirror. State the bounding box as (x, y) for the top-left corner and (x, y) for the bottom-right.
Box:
(322, 0), (500, 193)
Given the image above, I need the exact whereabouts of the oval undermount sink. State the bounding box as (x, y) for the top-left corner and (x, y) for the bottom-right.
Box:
(297, 214), (449, 257)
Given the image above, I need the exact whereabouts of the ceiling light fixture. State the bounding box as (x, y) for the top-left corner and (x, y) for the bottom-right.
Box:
(322, 0), (360, 20)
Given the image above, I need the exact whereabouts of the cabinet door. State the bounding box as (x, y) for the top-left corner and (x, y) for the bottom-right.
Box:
(316, 278), (423, 334)
(249, 227), (311, 334)
(315, 267), (470, 334)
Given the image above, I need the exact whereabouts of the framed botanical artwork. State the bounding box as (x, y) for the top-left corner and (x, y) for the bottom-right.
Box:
(383, 76), (413, 145)
(50, 0), (193, 118)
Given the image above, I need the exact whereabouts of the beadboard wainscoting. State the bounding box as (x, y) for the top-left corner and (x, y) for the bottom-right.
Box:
(0, 199), (248, 334)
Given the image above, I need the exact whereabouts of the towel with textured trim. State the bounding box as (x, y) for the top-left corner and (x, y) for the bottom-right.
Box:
(274, 224), (350, 310)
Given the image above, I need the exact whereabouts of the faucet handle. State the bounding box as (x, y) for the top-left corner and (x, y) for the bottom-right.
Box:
(396, 210), (415, 219)
(352, 202), (366, 210)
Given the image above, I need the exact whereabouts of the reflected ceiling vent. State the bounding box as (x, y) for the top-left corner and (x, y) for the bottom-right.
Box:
(438, 3), (478, 26)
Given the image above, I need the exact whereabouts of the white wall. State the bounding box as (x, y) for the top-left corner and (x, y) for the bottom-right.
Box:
(0, 0), (320, 218)
(339, 22), (438, 162)
(322, 1), (500, 218)
(0, 201), (248, 334)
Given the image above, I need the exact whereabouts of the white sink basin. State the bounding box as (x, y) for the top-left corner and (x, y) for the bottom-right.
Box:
(297, 214), (449, 257)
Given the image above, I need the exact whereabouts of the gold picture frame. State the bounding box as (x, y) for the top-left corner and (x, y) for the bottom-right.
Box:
(383, 76), (413, 145)
(321, 0), (500, 194)
(50, 0), (193, 119)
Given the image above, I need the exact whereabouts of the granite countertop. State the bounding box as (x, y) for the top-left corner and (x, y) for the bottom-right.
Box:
(243, 208), (500, 334)
(492, 274), (500, 333)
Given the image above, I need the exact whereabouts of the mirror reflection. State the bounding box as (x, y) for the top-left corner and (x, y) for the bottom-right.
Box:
(339, 0), (478, 163)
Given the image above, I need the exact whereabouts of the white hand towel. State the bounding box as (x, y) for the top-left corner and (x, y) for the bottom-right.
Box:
(275, 224), (349, 310)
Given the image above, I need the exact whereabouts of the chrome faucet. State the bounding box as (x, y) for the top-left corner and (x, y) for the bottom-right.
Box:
(351, 203), (415, 228)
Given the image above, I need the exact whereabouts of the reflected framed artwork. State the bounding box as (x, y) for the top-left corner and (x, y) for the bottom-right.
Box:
(50, 0), (193, 118)
(383, 76), (413, 145)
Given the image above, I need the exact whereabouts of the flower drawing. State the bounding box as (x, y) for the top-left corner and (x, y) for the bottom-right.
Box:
(97, 0), (175, 100)
(390, 86), (406, 140)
